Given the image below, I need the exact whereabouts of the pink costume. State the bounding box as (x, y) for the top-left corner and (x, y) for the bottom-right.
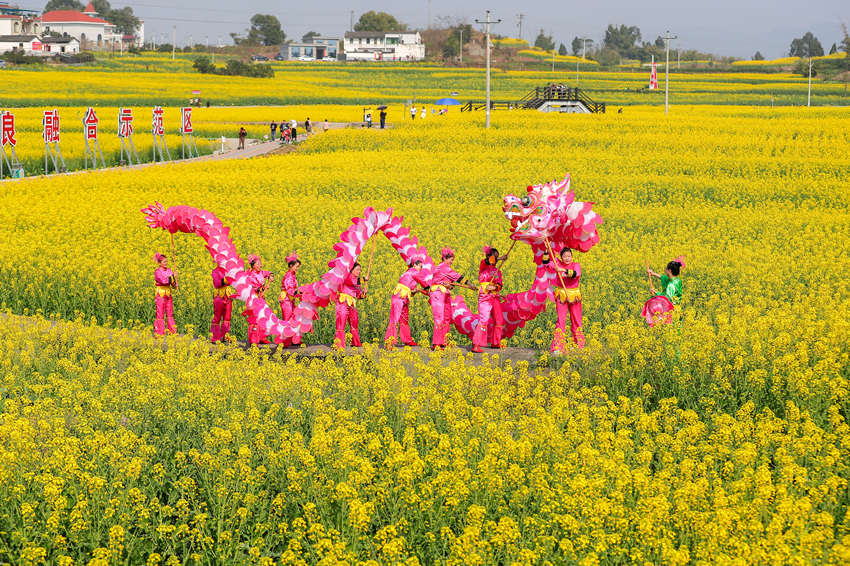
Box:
(549, 259), (585, 352)
(154, 265), (176, 335)
(384, 266), (430, 347)
(278, 269), (301, 346)
(244, 268), (272, 344)
(210, 266), (232, 343)
(334, 272), (365, 348)
(430, 249), (465, 348)
(472, 258), (504, 349)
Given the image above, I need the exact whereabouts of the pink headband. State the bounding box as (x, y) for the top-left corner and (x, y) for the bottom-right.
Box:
(673, 255), (686, 269)
(154, 252), (165, 262)
(286, 252), (299, 263)
(247, 253), (260, 266)
(441, 247), (454, 258)
(482, 245), (492, 255)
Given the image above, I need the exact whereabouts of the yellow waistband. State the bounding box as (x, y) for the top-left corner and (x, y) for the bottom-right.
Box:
(393, 283), (413, 300)
(555, 287), (582, 304)
(431, 285), (449, 293)
(278, 290), (299, 303)
(155, 285), (172, 297)
(214, 286), (233, 298)
(338, 292), (357, 307)
(479, 282), (499, 294)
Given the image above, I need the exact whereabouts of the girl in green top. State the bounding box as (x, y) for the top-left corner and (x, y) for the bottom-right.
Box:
(648, 259), (684, 305)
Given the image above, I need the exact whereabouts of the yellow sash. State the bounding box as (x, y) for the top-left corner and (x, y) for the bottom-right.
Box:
(555, 287), (582, 304)
(431, 285), (449, 293)
(338, 293), (357, 307)
(214, 286), (233, 299)
(479, 282), (499, 294)
(155, 285), (172, 298)
(393, 283), (413, 300)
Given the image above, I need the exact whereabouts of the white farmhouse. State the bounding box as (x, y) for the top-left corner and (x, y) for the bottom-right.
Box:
(42, 35), (80, 55)
(343, 31), (425, 62)
(0, 2), (40, 36)
(41, 1), (143, 50)
(0, 33), (42, 55)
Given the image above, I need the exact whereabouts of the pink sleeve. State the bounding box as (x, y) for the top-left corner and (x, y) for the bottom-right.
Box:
(285, 274), (297, 294)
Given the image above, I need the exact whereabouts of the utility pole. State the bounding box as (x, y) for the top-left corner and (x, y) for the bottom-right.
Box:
(576, 38), (589, 86)
(807, 58), (812, 107)
(171, 25), (176, 60)
(427, 0), (431, 29)
(475, 10), (501, 128)
(517, 13), (524, 41)
(663, 30), (677, 114)
(350, 10), (354, 32)
(458, 28), (463, 64)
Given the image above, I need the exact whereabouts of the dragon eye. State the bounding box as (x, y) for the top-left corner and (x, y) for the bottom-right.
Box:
(520, 196), (532, 207)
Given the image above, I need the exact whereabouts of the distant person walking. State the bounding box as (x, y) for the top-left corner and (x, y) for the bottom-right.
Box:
(290, 119), (297, 143)
(380, 108), (387, 129)
(305, 117), (312, 133)
(270, 120), (277, 140)
(410, 105), (416, 120)
(420, 107), (427, 119)
(237, 126), (247, 150)
(323, 118), (329, 133)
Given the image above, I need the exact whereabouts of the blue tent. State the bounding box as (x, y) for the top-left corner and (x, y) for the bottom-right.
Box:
(435, 97), (461, 106)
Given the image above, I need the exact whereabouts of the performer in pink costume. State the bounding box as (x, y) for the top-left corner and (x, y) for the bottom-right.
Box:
(244, 254), (273, 344)
(472, 246), (506, 353)
(153, 252), (178, 335)
(210, 265), (233, 342)
(429, 247), (469, 350)
(384, 259), (431, 349)
(334, 262), (367, 348)
(546, 246), (585, 352)
(277, 252), (303, 347)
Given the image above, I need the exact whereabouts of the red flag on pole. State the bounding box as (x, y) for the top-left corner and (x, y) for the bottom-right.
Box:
(649, 56), (659, 90)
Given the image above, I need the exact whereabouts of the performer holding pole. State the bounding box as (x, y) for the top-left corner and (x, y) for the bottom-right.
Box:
(544, 241), (585, 352)
(210, 263), (233, 342)
(277, 252), (302, 347)
(471, 245), (507, 353)
(244, 254), (274, 344)
(429, 247), (470, 350)
(642, 256), (685, 326)
(153, 252), (178, 335)
(334, 262), (367, 348)
(384, 258), (430, 349)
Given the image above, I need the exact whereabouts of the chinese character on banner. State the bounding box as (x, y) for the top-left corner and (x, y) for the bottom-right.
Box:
(152, 106), (165, 136)
(118, 107), (134, 138)
(649, 58), (659, 90)
(1, 112), (16, 147)
(181, 107), (193, 134)
(43, 109), (60, 143)
(84, 107), (99, 140)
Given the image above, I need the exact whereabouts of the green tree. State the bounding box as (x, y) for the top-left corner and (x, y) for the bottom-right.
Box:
(789, 32), (824, 57)
(596, 47), (621, 66)
(247, 14), (285, 46)
(843, 24), (850, 55)
(558, 43), (567, 56)
(534, 29), (554, 51)
(193, 55), (214, 73)
(108, 6), (140, 36)
(354, 11), (406, 32)
(442, 23), (472, 58)
(753, 51), (764, 60)
(604, 24), (641, 52)
(829, 43), (837, 54)
(43, 0), (84, 11)
(302, 31), (321, 43)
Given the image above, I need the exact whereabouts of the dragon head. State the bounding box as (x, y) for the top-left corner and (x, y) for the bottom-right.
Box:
(503, 175), (602, 252)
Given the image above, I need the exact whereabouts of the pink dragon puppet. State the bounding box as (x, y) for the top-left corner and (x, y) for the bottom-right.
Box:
(140, 174), (601, 346)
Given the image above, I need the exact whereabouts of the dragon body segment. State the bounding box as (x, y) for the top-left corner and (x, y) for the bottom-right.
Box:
(141, 175), (601, 344)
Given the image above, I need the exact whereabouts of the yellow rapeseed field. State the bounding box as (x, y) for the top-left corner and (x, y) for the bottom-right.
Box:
(1, 102), (849, 564)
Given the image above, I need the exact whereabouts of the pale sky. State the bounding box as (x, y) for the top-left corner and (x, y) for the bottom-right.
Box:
(29, 0), (850, 59)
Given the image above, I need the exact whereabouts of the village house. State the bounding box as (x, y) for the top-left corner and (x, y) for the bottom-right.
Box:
(0, 33), (41, 55)
(0, 2), (40, 36)
(41, 2), (143, 50)
(280, 35), (340, 61)
(42, 35), (80, 55)
(343, 31), (425, 62)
